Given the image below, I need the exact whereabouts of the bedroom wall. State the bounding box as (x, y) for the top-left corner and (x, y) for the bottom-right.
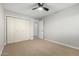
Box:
(0, 4), (5, 55)
(43, 4), (79, 49)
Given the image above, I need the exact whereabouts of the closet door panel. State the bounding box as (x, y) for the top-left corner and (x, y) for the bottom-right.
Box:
(7, 17), (31, 43)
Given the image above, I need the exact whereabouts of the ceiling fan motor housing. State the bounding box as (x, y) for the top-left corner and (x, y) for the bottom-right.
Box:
(32, 3), (49, 11)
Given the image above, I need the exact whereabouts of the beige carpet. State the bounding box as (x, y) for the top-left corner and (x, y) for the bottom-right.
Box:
(2, 39), (79, 56)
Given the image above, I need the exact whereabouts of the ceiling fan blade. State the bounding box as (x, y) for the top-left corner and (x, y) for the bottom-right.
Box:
(32, 7), (38, 10)
(43, 7), (49, 11)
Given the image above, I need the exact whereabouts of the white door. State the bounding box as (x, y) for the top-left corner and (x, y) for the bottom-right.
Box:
(39, 20), (44, 39)
(34, 22), (38, 37)
(6, 16), (33, 44)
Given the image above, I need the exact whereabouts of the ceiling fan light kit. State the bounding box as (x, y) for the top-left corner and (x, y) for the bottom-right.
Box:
(32, 3), (49, 11)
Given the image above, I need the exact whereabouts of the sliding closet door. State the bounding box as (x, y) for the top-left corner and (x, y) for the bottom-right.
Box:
(6, 16), (33, 44)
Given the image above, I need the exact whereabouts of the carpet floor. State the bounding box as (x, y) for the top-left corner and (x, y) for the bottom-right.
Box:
(2, 39), (79, 56)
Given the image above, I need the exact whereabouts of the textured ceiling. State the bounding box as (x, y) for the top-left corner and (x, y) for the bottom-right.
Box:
(3, 3), (77, 19)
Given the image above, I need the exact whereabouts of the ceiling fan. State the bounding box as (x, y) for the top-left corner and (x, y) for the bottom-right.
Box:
(32, 3), (49, 11)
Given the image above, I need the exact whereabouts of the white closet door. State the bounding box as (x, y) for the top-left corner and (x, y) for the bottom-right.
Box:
(7, 17), (32, 43)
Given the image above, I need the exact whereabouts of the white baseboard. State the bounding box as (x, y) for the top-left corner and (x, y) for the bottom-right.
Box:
(45, 39), (79, 50)
(0, 44), (5, 56)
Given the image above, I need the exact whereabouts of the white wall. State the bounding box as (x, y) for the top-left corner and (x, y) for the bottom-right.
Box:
(43, 4), (79, 48)
(0, 4), (5, 55)
(38, 20), (44, 39)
